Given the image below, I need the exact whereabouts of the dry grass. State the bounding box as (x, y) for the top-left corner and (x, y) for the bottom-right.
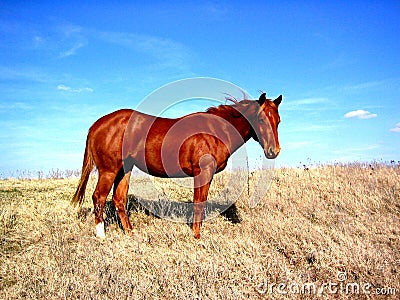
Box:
(0, 162), (399, 299)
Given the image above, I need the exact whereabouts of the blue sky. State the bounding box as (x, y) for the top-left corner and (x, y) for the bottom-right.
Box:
(0, 1), (399, 176)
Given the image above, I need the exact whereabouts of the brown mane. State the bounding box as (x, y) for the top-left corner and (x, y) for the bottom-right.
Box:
(206, 99), (255, 117)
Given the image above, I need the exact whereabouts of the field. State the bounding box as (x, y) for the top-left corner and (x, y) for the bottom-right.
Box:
(0, 162), (399, 299)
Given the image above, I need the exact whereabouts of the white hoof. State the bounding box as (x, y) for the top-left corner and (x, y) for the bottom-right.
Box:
(95, 222), (105, 239)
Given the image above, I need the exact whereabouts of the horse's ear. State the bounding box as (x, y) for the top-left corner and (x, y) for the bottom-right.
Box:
(273, 95), (282, 107)
(258, 93), (267, 105)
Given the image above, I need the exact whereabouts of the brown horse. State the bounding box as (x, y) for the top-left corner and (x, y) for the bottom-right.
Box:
(72, 92), (282, 239)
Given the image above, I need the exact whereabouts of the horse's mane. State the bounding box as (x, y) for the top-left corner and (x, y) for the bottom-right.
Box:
(206, 99), (255, 117)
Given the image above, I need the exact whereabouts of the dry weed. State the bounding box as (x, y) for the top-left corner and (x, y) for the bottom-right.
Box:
(0, 163), (399, 299)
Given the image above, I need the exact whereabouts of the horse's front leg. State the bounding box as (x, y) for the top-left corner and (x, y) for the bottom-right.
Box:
(192, 182), (211, 239)
(192, 156), (215, 239)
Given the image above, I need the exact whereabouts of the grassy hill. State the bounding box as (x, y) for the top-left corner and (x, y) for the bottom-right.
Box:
(1, 163), (399, 299)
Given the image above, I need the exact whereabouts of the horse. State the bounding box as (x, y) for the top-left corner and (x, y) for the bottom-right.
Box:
(72, 92), (282, 239)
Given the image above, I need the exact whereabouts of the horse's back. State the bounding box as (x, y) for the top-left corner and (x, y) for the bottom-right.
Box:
(88, 109), (133, 172)
(89, 109), (133, 131)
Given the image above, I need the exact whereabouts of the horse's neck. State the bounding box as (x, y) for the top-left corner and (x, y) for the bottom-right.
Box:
(218, 111), (253, 150)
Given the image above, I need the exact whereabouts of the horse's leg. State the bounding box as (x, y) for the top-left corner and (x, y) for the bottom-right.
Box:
(192, 158), (215, 239)
(112, 168), (133, 235)
(92, 171), (116, 238)
(192, 182), (211, 239)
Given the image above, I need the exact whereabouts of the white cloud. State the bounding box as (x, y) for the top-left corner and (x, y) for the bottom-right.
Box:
(343, 78), (400, 92)
(56, 24), (87, 58)
(57, 84), (71, 91)
(284, 97), (329, 111)
(79, 87), (93, 93)
(97, 31), (192, 70)
(0, 101), (33, 111)
(0, 66), (51, 83)
(292, 98), (329, 105)
(57, 84), (93, 93)
(389, 122), (400, 133)
(344, 109), (377, 119)
(59, 41), (87, 58)
(344, 80), (385, 91)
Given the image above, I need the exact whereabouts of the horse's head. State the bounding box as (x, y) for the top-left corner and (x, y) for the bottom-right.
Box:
(251, 93), (282, 159)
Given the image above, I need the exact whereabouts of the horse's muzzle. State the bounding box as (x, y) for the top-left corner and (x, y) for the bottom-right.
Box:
(265, 146), (280, 159)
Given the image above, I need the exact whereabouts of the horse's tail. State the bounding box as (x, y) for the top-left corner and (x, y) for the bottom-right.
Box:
(71, 134), (95, 207)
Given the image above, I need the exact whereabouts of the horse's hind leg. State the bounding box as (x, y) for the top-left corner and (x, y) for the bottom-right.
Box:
(93, 171), (116, 238)
(112, 168), (133, 235)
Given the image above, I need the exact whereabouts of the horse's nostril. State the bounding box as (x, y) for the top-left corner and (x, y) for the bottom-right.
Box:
(267, 147), (275, 158)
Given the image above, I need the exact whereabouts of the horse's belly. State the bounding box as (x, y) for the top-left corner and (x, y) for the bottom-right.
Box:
(130, 152), (193, 178)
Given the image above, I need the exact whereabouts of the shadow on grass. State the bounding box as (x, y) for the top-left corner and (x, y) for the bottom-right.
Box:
(77, 194), (241, 233)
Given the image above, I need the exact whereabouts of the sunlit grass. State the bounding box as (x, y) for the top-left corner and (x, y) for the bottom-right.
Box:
(0, 162), (399, 298)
